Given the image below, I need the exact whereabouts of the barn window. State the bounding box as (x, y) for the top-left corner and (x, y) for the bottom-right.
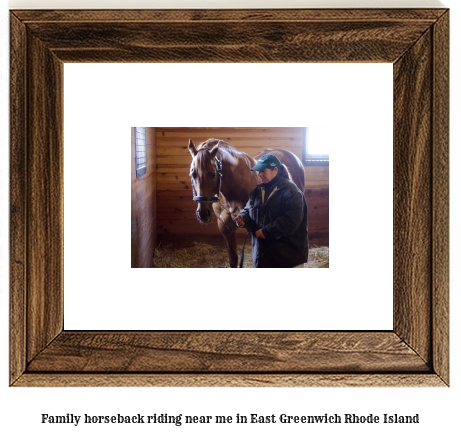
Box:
(302, 127), (330, 166)
(135, 127), (147, 178)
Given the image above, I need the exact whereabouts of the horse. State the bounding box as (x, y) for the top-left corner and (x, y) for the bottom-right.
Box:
(188, 138), (305, 268)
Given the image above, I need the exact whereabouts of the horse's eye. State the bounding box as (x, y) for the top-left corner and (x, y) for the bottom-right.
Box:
(211, 173), (216, 179)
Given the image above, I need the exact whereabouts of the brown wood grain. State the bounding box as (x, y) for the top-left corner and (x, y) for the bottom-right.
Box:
(432, 11), (450, 385)
(27, 332), (428, 373)
(12, 373), (446, 388)
(18, 17), (438, 64)
(26, 32), (64, 362)
(13, 9), (447, 23)
(393, 28), (432, 365)
(9, 9), (449, 387)
(8, 8), (445, 65)
(157, 127), (302, 139)
(9, 13), (27, 384)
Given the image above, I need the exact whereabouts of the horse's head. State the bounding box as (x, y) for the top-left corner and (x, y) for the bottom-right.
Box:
(188, 139), (221, 223)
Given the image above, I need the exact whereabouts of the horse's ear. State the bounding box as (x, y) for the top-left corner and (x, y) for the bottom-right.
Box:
(210, 142), (220, 158)
(188, 139), (197, 158)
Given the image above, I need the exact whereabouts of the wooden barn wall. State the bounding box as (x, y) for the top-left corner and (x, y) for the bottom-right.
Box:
(131, 127), (157, 268)
(156, 127), (329, 249)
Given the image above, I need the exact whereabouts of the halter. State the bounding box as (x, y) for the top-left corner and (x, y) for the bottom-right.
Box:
(191, 145), (223, 204)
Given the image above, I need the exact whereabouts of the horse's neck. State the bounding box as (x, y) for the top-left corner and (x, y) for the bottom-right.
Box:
(218, 148), (258, 208)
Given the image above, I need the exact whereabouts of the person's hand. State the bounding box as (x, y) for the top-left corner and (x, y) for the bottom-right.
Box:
(235, 215), (245, 227)
(255, 229), (266, 239)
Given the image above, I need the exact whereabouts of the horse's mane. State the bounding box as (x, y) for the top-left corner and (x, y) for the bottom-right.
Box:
(198, 138), (242, 158)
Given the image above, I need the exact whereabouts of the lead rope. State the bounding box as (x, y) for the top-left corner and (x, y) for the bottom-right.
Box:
(239, 231), (252, 268)
(219, 201), (250, 268)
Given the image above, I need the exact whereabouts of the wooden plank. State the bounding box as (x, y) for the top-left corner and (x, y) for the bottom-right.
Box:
(131, 185), (139, 269)
(156, 143), (303, 156)
(132, 165), (156, 192)
(30, 21), (434, 63)
(157, 156), (197, 165)
(305, 188), (329, 199)
(304, 166), (330, 175)
(26, 33), (64, 362)
(27, 331), (429, 373)
(432, 11), (449, 385)
(157, 164), (191, 170)
(12, 373), (445, 388)
(157, 137), (304, 145)
(13, 9), (447, 23)
(9, 13), (27, 386)
(145, 126), (156, 145)
(156, 190), (196, 199)
(305, 177), (329, 185)
(308, 234), (330, 247)
(157, 218), (218, 228)
(157, 173), (196, 184)
(305, 196), (329, 208)
(393, 29), (432, 364)
(158, 228), (222, 236)
(307, 207), (329, 218)
(158, 127), (301, 131)
(157, 206), (201, 216)
(146, 146), (157, 159)
(157, 127), (303, 139)
(308, 219), (330, 228)
(307, 224), (330, 233)
(157, 182), (193, 192)
(157, 139), (304, 147)
(303, 180), (329, 188)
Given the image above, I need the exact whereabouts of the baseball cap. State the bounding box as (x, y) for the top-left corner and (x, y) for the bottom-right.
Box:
(251, 154), (281, 172)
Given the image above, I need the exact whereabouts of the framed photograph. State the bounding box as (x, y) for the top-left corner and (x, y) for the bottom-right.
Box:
(10, 9), (449, 387)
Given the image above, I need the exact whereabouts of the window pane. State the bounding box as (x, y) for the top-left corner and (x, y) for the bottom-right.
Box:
(307, 127), (330, 155)
(135, 127), (147, 177)
(304, 127), (330, 166)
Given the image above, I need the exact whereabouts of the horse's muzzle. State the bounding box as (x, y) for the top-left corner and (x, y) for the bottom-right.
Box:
(197, 208), (212, 223)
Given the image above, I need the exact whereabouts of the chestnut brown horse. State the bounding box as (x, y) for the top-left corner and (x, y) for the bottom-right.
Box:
(188, 138), (305, 268)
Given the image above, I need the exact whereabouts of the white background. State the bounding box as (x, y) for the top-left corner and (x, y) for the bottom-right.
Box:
(1, 1), (459, 436)
(63, 63), (392, 331)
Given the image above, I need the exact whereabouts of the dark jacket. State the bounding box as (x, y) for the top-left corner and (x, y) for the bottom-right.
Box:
(240, 176), (308, 268)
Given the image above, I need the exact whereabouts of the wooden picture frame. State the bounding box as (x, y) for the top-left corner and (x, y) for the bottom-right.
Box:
(10, 9), (449, 387)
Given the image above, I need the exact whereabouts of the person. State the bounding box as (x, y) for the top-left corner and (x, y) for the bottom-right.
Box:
(235, 154), (309, 268)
